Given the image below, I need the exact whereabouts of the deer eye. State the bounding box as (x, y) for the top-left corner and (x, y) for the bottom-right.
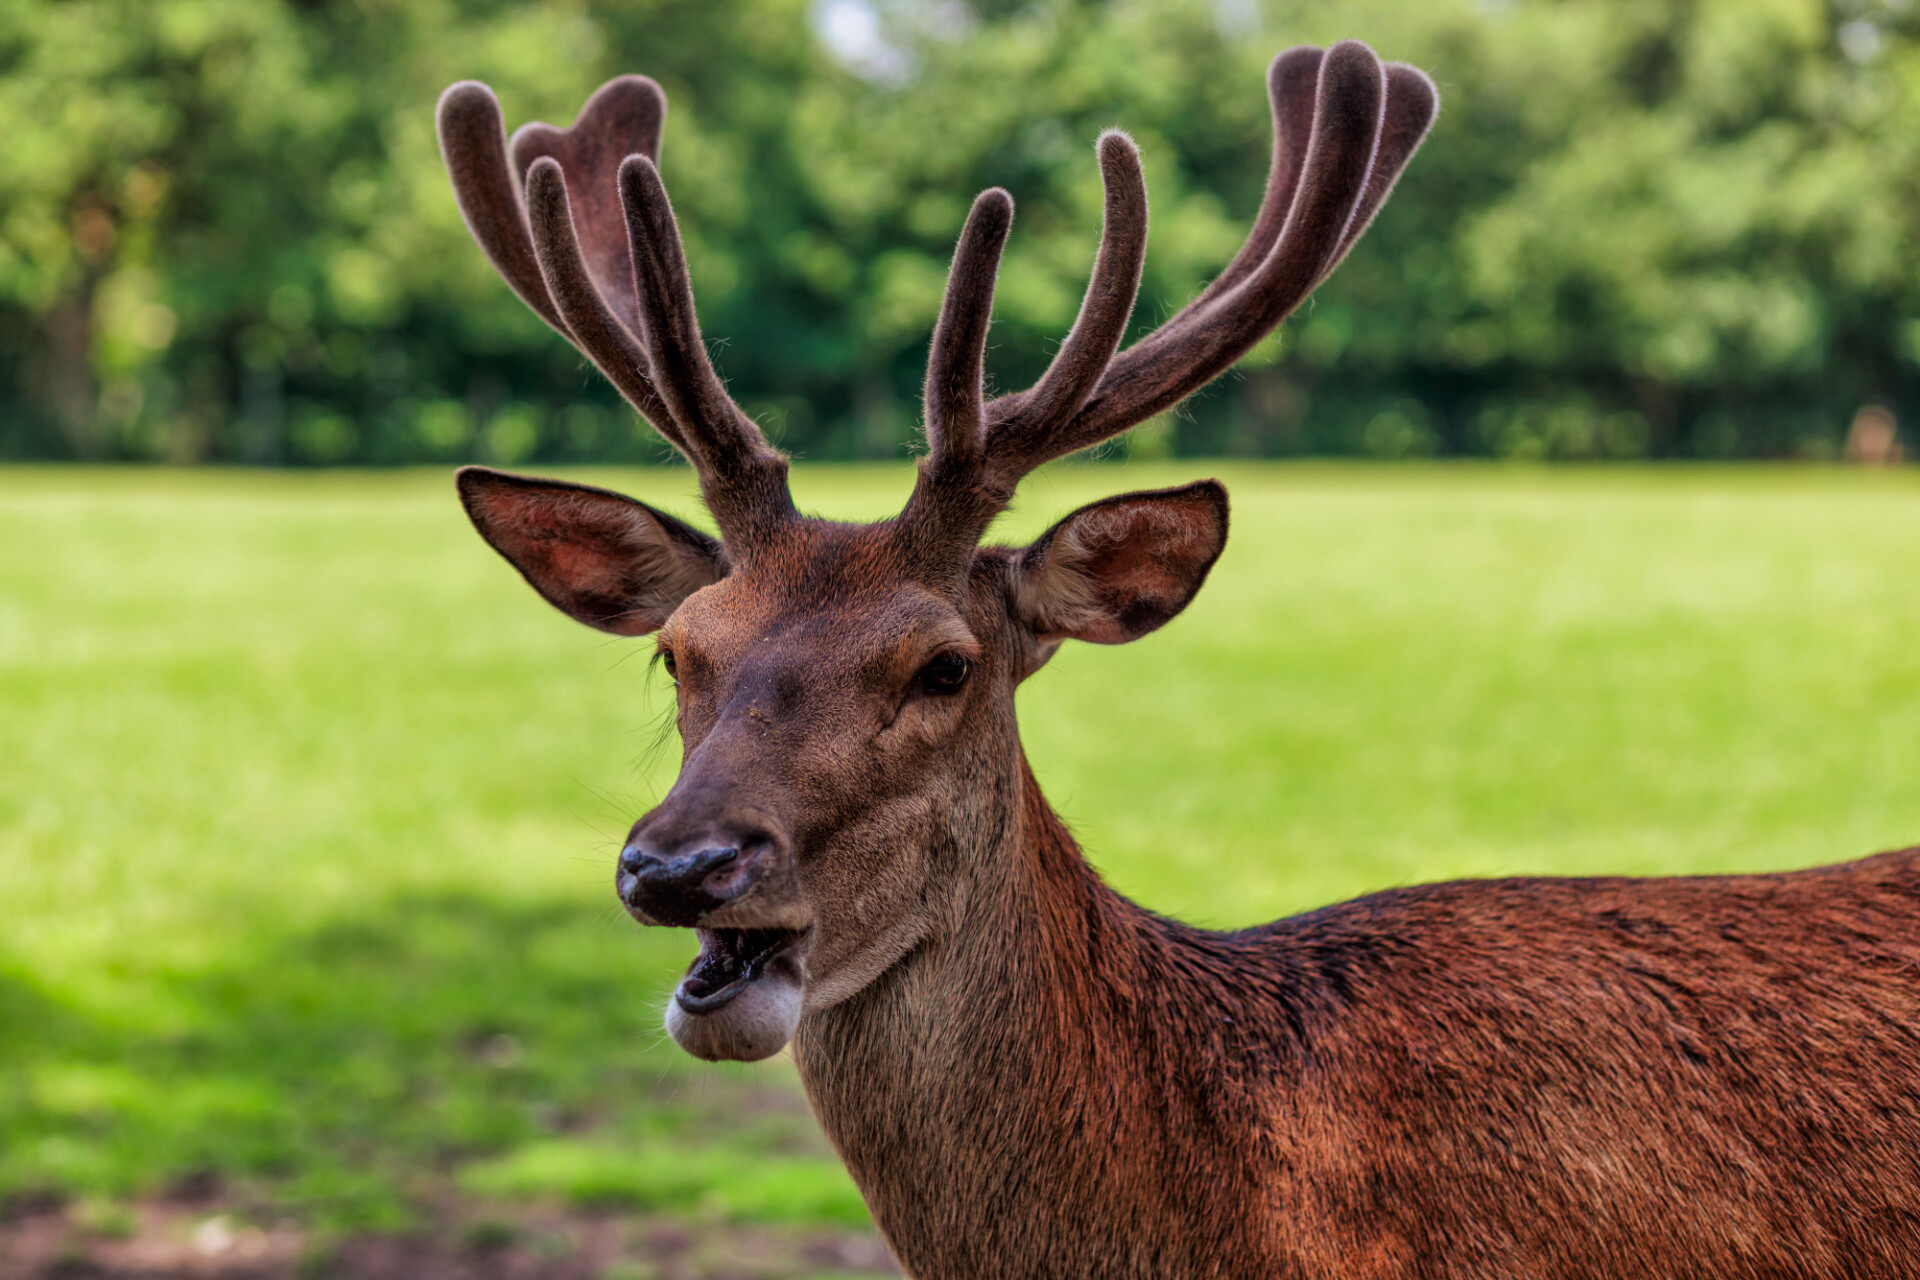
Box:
(916, 652), (973, 696)
(659, 648), (678, 682)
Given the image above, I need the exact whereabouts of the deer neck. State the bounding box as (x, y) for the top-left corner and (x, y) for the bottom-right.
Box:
(790, 754), (1309, 1277)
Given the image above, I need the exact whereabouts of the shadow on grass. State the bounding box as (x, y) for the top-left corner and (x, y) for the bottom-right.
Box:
(0, 895), (864, 1230)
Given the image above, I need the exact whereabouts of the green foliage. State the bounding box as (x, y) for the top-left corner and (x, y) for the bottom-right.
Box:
(0, 0), (836, 463)
(3, 462), (1918, 1226)
(4, 0), (1919, 461)
(1434, 0), (1920, 457)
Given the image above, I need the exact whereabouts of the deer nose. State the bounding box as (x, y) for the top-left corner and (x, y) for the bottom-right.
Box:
(617, 833), (765, 926)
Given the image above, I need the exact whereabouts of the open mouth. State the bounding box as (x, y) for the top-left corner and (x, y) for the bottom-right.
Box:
(675, 927), (807, 1014)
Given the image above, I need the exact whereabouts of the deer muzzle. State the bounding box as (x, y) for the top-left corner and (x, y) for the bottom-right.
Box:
(618, 811), (812, 1061)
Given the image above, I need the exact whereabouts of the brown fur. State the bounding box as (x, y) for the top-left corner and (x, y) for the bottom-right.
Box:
(801, 761), (1920, 1278)
(441, 40), (1920, 1279)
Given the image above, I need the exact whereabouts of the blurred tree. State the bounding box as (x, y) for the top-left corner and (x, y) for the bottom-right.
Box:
(0, 0), (841, 463)
(1433, 0), (1920, 457)
(0, 0), (1916, 462)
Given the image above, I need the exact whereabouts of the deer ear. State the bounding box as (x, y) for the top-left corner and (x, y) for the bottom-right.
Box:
(1012, 480), (1228, 646)
(457, 466), (727, 636)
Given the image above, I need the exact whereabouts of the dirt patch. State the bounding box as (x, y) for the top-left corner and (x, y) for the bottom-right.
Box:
(0, 1196), (899, 1280)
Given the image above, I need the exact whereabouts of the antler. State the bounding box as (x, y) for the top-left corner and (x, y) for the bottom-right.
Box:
(902, 40), (1438, 556)
(437, 77), (793, 551)
(437, 44), (1433, 566)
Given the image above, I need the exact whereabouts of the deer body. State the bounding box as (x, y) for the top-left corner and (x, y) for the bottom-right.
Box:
(438, 41), (1920, 1278)
(802, 761), (1920, 1278)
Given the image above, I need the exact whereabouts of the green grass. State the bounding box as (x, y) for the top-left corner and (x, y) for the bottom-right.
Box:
(3, 462), (1919, 1229)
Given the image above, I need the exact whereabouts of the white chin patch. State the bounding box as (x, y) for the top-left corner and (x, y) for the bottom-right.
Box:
(665, 928), (806, 1062)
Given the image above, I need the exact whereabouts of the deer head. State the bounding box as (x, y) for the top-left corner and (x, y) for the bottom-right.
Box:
(439, 43), (1435, 1062)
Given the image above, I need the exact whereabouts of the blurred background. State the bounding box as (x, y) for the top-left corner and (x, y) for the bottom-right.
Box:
(3, 2), (1919, 1278)
(7, 0), (1920, 465)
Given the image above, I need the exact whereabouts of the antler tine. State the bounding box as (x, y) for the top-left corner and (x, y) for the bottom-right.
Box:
(897, 188), (1015, 556)
(620, 155), (794, 540)
(923, 189), (1016, 483)
(981, 40), (1437, 485)
(437, 82), (569, 336)
(511, 76), (666, 338)
(523, 158), (690, 457)
(1187, 45), (1326, 312)
(1321, 62), (1438, 282)
(978, 132), (1148, 484)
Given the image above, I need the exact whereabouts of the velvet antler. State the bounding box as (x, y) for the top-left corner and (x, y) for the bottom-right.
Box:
(901, 40), (1437, 558)
(440, 42), (1433, 567)
(437, 77), (793, 551)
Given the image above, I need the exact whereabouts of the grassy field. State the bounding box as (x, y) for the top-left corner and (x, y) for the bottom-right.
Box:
(4, 462), (1919, 1249)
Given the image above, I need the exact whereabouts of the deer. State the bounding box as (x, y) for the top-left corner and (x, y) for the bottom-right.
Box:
(437, 41), (1920, 1280)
